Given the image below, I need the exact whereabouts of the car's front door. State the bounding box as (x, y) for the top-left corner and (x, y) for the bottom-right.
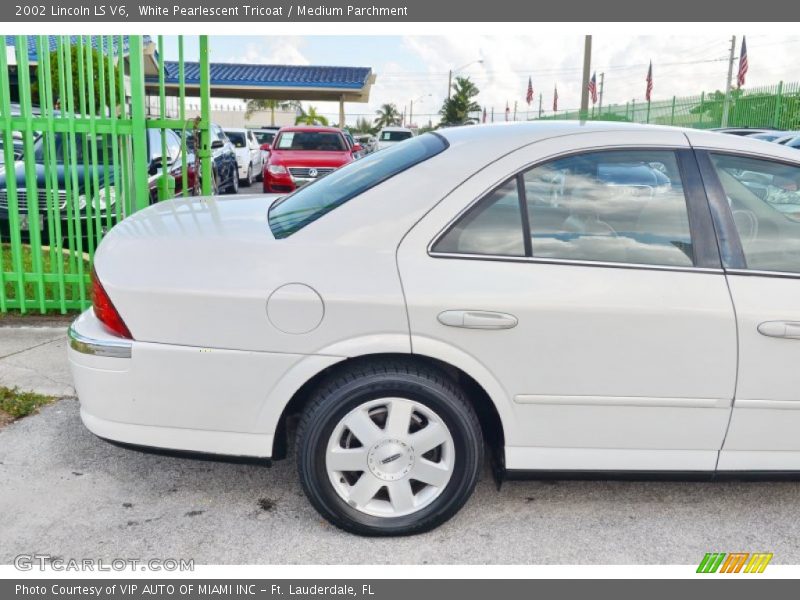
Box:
(697, 148), (800, 471)
(398, 131), (738, 472)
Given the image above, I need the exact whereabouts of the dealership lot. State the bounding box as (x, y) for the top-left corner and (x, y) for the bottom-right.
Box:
(1, 325), (800, 565)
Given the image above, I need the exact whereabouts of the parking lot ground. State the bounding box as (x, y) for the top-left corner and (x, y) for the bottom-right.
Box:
(1, 324), (800, 564)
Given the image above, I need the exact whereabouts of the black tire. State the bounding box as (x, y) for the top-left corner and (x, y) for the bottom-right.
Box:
(226, 168), (239, 194)
(296, 358), (483, 536)
(241, 163), (253, 187)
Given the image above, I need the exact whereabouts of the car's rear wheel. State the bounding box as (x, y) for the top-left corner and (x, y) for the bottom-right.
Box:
(242, 163), (253, 187)
(226, 168), (239, 194)
(296, 359), (483, 536)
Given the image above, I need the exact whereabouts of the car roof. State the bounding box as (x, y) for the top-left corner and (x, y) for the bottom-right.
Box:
(380, 126), (412, 131)
(223, 127), (249, 133)
(277, 125), (343, 134)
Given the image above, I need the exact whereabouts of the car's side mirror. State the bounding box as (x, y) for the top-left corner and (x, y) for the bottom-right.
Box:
(352, 143), (363, 153)
(13, 151), (22, 161)
(260, 143), (271, 151)
(148, 156), (163, 175)
(211, 139), (224, 149)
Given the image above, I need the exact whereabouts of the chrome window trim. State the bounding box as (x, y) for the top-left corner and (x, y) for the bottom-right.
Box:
(427, 146), (712, 273)
(725, 268), (800, 280)
(68, 325), (132, 359)
(428, 251), (723, 275)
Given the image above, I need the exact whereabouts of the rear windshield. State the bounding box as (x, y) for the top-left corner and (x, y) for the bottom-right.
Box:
(274, 131), (347, 151)
(380, 130), (413, 142)
(269, 133), (448, 239)
(254, 131), (275, 145)
(226, 131), (247, 148)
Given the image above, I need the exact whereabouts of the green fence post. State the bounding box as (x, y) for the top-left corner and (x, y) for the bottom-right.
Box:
(199, 36), (213, 196)
(773, 81), (783, 129)
(128, 36), (150, 211)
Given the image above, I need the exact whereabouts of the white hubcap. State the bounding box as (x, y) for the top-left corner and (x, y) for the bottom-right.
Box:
(326, 398), (455, 518)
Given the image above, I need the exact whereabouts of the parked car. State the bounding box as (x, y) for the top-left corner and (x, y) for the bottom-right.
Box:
(69, 122), (800, 536)
(780, 136), (800, 149)
(746, 130), (792, 142)
(224, 127), (264, 187)
(251, 128), (278, 163)
(356, 134), (378, 155)
(177, 123), (239, 195)
(774, 133), (800, 145)
(262, 126), (358, 193)
(376, 126), (415, 150)
(711, 127), (773, 136)
(0, 128), (195, 247)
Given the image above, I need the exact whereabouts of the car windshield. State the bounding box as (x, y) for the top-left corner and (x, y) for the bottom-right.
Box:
(269, 133), (448, 238)
(226, 131), (247, 148)
(254, 131), (275, 145)
(274, 131), (347, 152)
(380, 130), (412, 142)
(33, 133), (110, 163)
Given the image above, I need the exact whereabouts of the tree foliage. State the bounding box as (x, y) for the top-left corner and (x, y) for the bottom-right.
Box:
(245, 99), (301, 124)
(373, 103), (402, 129)
(31, 47), (120, 114)
(439, 77), (481, 126)
(294, 105), (329, 126)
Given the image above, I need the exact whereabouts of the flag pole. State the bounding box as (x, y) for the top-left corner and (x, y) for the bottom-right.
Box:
(513, 100), (517, 121)
(599, 72), (605, 114)
(538, 93), (542, 118)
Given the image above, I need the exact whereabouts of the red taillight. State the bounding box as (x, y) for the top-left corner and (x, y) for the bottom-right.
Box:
(91, 269), (133, 339)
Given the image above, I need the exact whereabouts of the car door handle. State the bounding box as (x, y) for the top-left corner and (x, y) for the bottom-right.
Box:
(438, 310), (518, 330)
(757, 321), (800, 339)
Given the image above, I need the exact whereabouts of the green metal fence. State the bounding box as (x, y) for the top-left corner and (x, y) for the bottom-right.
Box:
(0, 35), (212, 314)
(539, 81), (800, 130)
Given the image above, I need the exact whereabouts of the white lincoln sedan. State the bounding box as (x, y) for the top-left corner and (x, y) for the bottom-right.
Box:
(69, 122), (800, 535)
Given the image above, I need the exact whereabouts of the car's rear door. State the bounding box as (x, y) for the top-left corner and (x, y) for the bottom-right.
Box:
(398, 130), (738, 473)
(693, 141), (800, 471)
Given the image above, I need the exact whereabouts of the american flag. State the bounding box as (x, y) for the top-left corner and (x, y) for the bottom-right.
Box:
(737, 36), (748, 88)
(482, 106), (487, 123)
(645, 61), (653, 102)
(505, 101), (510, 121)
(553, 85), (558, 112)
(587, 72), (598, 104)
(526, 77), (534, 106)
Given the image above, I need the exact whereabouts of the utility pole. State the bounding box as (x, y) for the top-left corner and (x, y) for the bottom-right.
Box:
(447, 70), (452, 101)
(579, 35), (592, 120)
(513, 100), (517, 121)
(598, 72), (605, 113)
(538, 93), (542, 118)
(721, 35), (736, 128)
(409, 99), (413, 127)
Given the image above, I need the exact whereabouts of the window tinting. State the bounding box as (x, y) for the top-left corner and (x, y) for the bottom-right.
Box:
(269, 133), (448, 239)
(381, 131), (413, 142)
(433, 150), (695, 267)
(226, 131), (247, 148)
(524, 151), (693, 266)
(274, 131), (347, 152)
(710, 153), (800, 273)
(432, 179), (525, 256)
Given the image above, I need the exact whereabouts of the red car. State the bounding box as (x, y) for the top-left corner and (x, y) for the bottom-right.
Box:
(262, 126), (361, 193)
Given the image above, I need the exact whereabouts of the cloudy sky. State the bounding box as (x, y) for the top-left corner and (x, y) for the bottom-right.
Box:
(162, 34), (800, 126)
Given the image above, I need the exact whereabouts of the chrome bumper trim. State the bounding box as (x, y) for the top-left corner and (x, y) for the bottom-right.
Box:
(68, 324), (132, 359)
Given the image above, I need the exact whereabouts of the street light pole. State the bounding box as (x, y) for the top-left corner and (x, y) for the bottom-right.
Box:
(448, 59), (483, 100)
(598, 72), (605, 114)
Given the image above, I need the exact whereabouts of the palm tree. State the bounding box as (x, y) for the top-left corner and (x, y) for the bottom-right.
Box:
(245, 99), (301, 125)
(439, 77), (481, 126)
(295, 106), (329, 126)
(373, 103), (402, 129)
(355, 117), (375, 134)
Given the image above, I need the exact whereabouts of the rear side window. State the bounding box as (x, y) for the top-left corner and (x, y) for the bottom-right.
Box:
(433, 150), (695, 268)
(269, 133), (448, 239)
(710, 153), (800, 273)
(381, 130), (413, 142)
